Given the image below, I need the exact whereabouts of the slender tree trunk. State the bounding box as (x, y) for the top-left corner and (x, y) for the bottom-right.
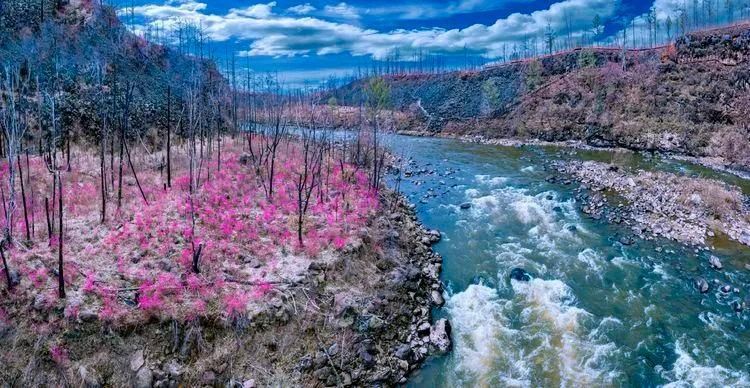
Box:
(26, 150), (34, 238)
(117, 119), (124, 209)
(17, 155), (30, 242)
(123, 139), (148, 204)
(192, 243), (203, 274)
(110, 133), (115, 190)
(0, 243), (12, 290)
(57, 172), (65, 299)
(65, 133), (71, 172)
(100, 122), (107, 222)
(45, 196), (52, 242)
(0, 184), (6, 232)
(166, 86), (172, 188)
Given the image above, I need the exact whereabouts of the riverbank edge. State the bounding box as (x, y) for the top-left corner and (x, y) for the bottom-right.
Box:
(551, 159), (750, 251)
(397, 129), (750, 181)
(0, 189), (449, 387)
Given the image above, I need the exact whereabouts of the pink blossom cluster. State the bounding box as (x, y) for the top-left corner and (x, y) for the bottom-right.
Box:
(0, 139), (378, 324)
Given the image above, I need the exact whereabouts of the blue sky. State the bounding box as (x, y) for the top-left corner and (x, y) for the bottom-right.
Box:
(116, 0), (690, 88)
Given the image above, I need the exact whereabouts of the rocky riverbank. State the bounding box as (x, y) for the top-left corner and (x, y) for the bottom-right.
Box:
(0, 191), (449, 387)
(554, 160), (750, 249)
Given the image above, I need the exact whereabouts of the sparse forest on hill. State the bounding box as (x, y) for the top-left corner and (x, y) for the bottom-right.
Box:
(2, 0), (750, 387)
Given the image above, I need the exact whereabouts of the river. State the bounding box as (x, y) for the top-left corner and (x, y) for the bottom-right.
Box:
(381, 135), (750, 387)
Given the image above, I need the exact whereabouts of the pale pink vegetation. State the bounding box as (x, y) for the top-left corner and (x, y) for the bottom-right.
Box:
(49, 343), (69, 365)
(0, 137), (377, 324)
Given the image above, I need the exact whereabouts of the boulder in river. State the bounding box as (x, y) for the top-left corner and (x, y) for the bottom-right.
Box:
(693, 277), (710, 293)
(431, 290), (445, 306)
(429, 319), (452, 354)
(740, 231), (750, 246)
(509, 268), (532, 282)
(709, 255), (723, 270)
(426, 229), (442, 244)
(459, 203), (472, 210)
(618, 236), (635, 246)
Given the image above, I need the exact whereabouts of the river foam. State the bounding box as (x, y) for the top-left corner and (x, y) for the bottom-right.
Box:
(512, 278), (619, 386)
(661, 341), (750, 388)
(447, 284), (528, 387)
(447, 278), (619, 387)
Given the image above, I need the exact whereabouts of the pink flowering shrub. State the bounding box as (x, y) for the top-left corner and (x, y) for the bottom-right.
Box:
(49, 344), (68, 365)
(0, 138), (378, 325)
(223, 291), (249, 318)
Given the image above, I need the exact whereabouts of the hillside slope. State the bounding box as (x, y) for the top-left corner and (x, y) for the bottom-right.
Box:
(330, 24), (750, 169)
(0, 0), (229, 145)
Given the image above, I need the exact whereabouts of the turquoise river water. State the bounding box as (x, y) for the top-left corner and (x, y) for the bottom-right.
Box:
(381, 135), (750, 387)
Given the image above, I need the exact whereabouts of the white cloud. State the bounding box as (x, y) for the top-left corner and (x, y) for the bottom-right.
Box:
(287, 3), (316, 15)
(322, 2), (360, 20)
(367, 0), (523, 20)
(129, 0), (620, 59)
(229, 2), (276, 19)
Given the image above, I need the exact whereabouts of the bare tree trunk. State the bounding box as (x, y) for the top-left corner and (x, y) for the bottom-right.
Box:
(110, 132), (115, 190)
(57, 172), (65, 299)
(17, 154), (30, 242)
(45, 196), (52, 242)
(26, 150), (34, 238)
(100, 117), (107, 222)
(123, 138), (148, 204)
(117, 119), (124, 209)
(166, 86), (172, 188)
(0, 243), (12, 290)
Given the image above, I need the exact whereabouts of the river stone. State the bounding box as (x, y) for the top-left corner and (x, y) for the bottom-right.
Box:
(200, 371), (216, 386)
(313, 367), (331, 380)
(313, 351), (327, 368)
(78, 365), (102, 388)
(709, 255), (723, 270)
(431, 290), (445, 306)
(740, 231), (750, 246)
(394, 344), (412, 360)
(242, 379), (256, 388)
(731, 300), (744, 312)
(134, 367), (153, 388)
(79, 309), (98, 322)
(340, 372), (352, 386)
(130, 350), (145, 372)
(359, 348), (375, 367)
(459, 203), (472, 210)
(429, 319), (452, 354)
(619, 236), (635, 246)
(694, 277), (710, 293)
(417, 322), (431, 336)
(720, 285), (732, 293)
(509, 268), (532, 282)
(297, 355), (313, 371)
(166, 360), (183, 378)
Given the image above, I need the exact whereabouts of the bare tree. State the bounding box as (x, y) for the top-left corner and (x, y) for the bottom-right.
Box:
(0, 65), (31, 242)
